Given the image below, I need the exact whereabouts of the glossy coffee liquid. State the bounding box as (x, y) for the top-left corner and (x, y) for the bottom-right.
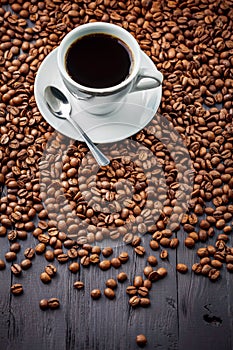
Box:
(65, 33), (133, 89)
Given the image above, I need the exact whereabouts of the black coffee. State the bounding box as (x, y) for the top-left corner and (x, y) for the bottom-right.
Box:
(65, 33), (133, 89)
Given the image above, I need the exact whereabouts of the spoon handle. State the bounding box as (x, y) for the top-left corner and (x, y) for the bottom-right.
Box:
(68, 116), (110, 167)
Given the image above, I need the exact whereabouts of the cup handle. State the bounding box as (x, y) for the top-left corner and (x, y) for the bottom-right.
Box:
(130, 67), (163, 93)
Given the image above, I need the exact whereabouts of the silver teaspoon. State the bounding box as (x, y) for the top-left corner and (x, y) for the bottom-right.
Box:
(44, 86), (110, 167)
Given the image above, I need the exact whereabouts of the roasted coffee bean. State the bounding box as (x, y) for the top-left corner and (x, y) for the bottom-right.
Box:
(45, 264), (57, 277)
(185, 237), (195, 248)
(20, 259), (32, 270)
(176, 264), (188, 274)
(117, 272), (128, 282)
(208, 269), (220, 281)
(118, 252), (129, 263)
(44, 250), (55, 262)
(48, 298), (60, 309)
(111, 257), (121, 268)
(123, 233), (133, 244)
(227, 264), (233, 272)
(69, 262), (80, 273)
(102, 247), (113, 257)
(226, 255), (233, 264)
(192, 263), (203, 274)
(134, 275), (144, 287)
(134, 246), (146, 256)
(91, 289), (101, 299)
(91, 246), (101, 254)
(106, 278), (117, 289)
(5, 251), (17, 262)
(143, 279), (152, 290)
(24, 247), (35, 259)
(0, 226), (7, 237)
(8, 230), (17, 242)
(57, 253), (69, 263)
(104, 288), (115, 299)
(140, 298), (151, 307)
(78, 249), (89, 257)
(0, 259), (6, 270)
(35, 243), (46, 255)
(40, 272), (51, 284)
(99, 260), (111, 270)
(136, 334), (147, 347)
(90, 254), (100, 264)
(148, 270), (160, 282)
(150, 240), (159, 250)
(131, 236), (141, 247)
(160, 250), (168, 259)
(138, 286), (149, 297)
(129, 295), (140, 307)
(74, 281), (84, 290)
(11, 264), (22, 276)
(11, 284), (23, 295)
(197, 248), (209, 258)
(39, 299), (49, 310)
(147, 255), (158, 266)
(157, 267), (167, 278)
(170, 238), (179, 249)
(160, 237), (170, 247)
(10, 243), (21, 253)
(67, 248), (78, 259)
(126, 286), (137, 295)
(143, 266), (153, 277)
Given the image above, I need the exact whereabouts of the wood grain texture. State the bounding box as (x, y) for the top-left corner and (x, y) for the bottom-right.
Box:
(177, 228), (232, 350)
(0, 230), (233, 349)
(0, 235), (11, 350)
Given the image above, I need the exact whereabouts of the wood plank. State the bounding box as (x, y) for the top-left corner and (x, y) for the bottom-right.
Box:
(0, 184), (12, 349)
(177, 230), (232, 350)
(0, 235), (12, 350)
(7, 233), (67, 350)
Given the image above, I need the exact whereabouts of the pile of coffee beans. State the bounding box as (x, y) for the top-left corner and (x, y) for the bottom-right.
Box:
(0, 0), (233, 348)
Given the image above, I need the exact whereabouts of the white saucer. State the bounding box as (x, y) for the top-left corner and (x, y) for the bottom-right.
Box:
(35, 48), (162, 144)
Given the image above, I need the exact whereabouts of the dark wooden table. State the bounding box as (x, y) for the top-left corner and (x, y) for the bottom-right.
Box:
(1, 223), (233, 350)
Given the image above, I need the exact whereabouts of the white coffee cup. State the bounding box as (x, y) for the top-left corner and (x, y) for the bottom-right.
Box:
(57, 22), (163, 115)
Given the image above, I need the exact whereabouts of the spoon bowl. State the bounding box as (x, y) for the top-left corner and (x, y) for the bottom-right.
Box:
(44, 86), (110, 167)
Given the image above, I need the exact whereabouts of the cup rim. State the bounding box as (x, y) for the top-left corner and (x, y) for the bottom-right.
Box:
(57, 22), (141, 94)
